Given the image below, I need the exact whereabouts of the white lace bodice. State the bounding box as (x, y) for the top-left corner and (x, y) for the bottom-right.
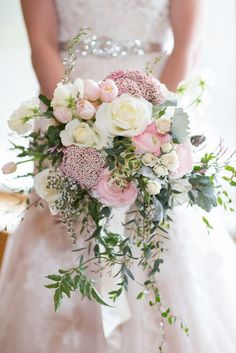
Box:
(54, 0), (171, 44)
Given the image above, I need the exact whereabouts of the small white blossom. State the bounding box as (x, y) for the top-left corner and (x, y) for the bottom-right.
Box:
(141, 152), (158, 167)
(146, 180), (162, 195)
(161, 150), (180, 171)
(153, 164), (168, 178)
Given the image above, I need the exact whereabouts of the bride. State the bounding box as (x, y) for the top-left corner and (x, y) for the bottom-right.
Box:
(1, 0), (236, 352)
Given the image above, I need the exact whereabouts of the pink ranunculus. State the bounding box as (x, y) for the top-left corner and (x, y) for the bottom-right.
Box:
(170, 141), (193, 179)
(132, 122), (172, 156)
(93, 169), (138, 208)
(100, 79), (119, 102)
(84, 79), (101, 101)
(76, 99), (96, 120)
(53, 106), (72, 124)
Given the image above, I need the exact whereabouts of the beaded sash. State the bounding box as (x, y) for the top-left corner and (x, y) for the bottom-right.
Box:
(59, 35), (163, 57)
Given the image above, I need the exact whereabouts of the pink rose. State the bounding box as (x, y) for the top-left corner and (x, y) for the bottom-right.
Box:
(84, 79), (101, 101)
(93, 169), (138, 208)
(170, 141), (193, 179)
(2, 161), (17, 174)
(53, 106), (72, 124)
(76, 99), (96, 120)
(100, 79), (119, 102)
(132, 122), (172, 156)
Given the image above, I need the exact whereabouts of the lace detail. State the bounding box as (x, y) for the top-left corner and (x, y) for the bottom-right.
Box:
(55, 0), (171, 44)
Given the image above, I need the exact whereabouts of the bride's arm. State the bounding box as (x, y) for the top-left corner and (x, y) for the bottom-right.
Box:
(21, 0), (64, 98)
(159, 0), (203, 91)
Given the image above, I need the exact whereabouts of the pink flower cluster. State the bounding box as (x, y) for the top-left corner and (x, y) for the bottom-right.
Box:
(60, 146), (105, 189)
(106, 69), (165, 104)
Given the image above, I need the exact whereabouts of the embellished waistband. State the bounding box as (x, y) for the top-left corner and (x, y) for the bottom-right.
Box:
(59, 36), (163, 57)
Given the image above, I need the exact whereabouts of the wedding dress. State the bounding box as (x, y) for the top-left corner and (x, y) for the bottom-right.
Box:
(1, 1), (236, 353)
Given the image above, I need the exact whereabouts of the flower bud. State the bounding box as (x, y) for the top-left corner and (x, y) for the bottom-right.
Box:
(76, 100), (96, 120)
(2, 162), (17, 174)
(100, 79), (119, 102)
(84, 79), (101, 101)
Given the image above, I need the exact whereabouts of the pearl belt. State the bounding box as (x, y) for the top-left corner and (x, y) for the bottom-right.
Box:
(59, 35), (163, 57)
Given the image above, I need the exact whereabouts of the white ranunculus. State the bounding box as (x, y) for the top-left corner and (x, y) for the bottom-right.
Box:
(160, 143), (172, 154)
(34, 169), (60, 215)
(153, 164), (168, 178)
(161, 150), (180, 171)
(95, 94), (152, 137)
(141, 152), (159, 167)
(8, 98), (40, 134)
(146, 180), (162, 195)
(60, 119), (108, 149)
(51, 79), (84, 108)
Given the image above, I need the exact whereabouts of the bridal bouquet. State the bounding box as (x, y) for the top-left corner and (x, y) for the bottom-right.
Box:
(4, 33), (236, 346)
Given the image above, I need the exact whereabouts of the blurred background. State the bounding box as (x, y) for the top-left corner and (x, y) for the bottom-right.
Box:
(0, 0), (236, 262)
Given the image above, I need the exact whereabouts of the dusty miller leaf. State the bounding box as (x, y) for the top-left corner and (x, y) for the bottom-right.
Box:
(172, 108), (190, 143)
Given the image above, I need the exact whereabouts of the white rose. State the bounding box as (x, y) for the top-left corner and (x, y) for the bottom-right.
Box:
(60, 119), (108, 149)
(141, 152), (158, 167)
(161, 150), (180, 171)
(8, 98), (40, 134)
(160, 143), (172, 154)
(146, 180), (162, 195)
(34, 169), (60, 215)
(153, 164), (168, 177)
(95, 93), (152, 137)
(51, 79), (84, 108)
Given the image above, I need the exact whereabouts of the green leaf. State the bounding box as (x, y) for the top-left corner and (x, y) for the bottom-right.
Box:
(61, 281), (71, 298)
(202, 216), (213, 230)
(137, 292), (145, 300)
(172, 108), (190, 143)
(125, 267), (135, 281)
(46, 274), (62, 281)
(44, 283), (59, 289)
(149, 258), (164, 275)
(100, 207), (112, 218)
(39, 94), (51, 107)
(54, 288), (63, 312)
(91, 287), (112, 306)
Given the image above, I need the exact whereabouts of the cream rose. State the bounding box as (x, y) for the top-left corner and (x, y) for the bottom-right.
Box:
(95, 94), (152, 137)
(141, 152), (159, 167)
(153, 164), (168, 177)
(34, 169), (60, 215)
(51, 79), (84, 108)
(60, 119), (108, 149)
(146, 180), (162, 195)
(161, 150), (180, 171)
(8, 98), (40, 134)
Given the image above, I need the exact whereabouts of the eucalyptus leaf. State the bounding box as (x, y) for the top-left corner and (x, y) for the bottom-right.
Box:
(172, 108), (190, 143)
(153, 197), (164, 222)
